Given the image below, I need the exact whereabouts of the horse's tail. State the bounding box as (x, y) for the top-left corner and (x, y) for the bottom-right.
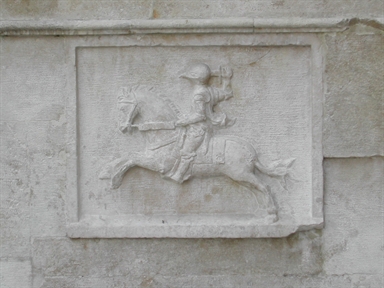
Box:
(254, 157), (295, 178)
(217, 135), (295, 178)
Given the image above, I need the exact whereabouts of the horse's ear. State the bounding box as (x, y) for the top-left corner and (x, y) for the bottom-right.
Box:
(126, 91), (136, 102)
(117, 87), (127, 100)
(118, 86), (138, 104)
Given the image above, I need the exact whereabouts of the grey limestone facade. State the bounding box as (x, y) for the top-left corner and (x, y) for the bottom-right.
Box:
(0, 1), (383, 287)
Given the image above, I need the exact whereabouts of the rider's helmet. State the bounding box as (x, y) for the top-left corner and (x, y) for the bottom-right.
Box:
(180, 63), (211, 84)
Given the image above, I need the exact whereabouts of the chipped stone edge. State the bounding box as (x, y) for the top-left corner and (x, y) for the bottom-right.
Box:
(0, 18), (383, 36)
(66, 217), (324, 238)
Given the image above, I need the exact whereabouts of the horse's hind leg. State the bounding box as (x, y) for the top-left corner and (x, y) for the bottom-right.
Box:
(230, 172), (278, 222)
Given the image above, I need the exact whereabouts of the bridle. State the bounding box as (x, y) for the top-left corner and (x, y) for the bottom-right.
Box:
(119, 90), (139, 130)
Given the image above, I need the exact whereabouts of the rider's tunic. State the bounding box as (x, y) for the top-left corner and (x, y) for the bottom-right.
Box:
(180, 85), (230, 158)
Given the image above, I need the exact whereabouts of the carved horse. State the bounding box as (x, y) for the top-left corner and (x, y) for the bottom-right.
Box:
(99, 86), (294, 221)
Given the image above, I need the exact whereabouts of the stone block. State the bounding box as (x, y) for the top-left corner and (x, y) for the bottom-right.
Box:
(0, 37), (70, 239)
(0, 0), (152, 21)
(26, 121), (67, 237)
(0, 37), (68, 122)
(323, 157), (384, 275)
(152, 0), (384, 19)
(0, 259), (32, 288)
(0, 0), (382, 20)
(36, 274), (384, 288)
(32, 231), (322, 281)
(1, 0), (384, 21)
(323, 25), (384, 157)
(0, 180), (31, 258)
(0, 122), (31, 258)
(0, 121), (29, 180)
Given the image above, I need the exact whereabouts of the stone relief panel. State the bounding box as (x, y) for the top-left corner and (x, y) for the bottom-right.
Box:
(67, 39), (323, 238)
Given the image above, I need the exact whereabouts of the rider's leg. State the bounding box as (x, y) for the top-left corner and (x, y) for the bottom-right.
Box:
(170, 155), (194, 183)
(170, 129), (205, 183)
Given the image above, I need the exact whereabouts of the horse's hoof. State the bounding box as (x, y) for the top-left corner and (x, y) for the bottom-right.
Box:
(111, 182), (121, 189)
(265, 213), (279, 224)
(99, 167), (112, 179)
(111, 175), (123, 189)
(267, 206), (277, 215)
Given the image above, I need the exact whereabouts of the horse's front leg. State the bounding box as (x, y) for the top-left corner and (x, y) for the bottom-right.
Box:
(110, 152), (165, 189)
(99, 153), (133, 180)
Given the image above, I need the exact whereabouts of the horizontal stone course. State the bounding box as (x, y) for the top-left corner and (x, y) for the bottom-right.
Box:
(1, 0), (383, 20)
(1, 18), (383, 36)
(38, 274), (384, 288)
(32, 231), (322, 278)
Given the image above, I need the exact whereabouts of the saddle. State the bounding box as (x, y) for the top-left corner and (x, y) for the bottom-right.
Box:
(164, 133), (226, 183)
(195, 136), (226, 165)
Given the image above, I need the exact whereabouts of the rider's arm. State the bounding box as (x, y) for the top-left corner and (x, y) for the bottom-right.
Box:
(221, 88), (233, 101)
(211, 87), (233, 105)
(218, 65), (233, 101)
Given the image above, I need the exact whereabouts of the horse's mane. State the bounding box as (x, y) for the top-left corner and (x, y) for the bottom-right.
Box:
(130, 85), (177, 123)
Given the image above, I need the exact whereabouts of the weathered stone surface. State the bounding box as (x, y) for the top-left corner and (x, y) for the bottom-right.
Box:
(0, 0), (152, 21)
(1, 3), (383, 287)
(0, 122), (31, 258)
(37, 274), (384, 288)
(0, 38), (70, 239)
(1, 0), (383, 20)
(0, 34), (323, 239)
(30, 158), (383, 286)
(323, 157), (384, 275)
(27, 121), (67, 237)
(32, 231), (322, 278)
(152, 0), (384, 19)
(0, 37), (68, 122)
(0, 259), (32, 288)
(323, 24), (384, 157)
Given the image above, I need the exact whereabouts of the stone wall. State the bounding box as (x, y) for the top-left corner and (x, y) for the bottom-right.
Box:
(1, 1), (383, 287)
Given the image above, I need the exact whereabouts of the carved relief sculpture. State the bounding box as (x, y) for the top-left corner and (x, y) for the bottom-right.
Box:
(99, 63), (295, 223)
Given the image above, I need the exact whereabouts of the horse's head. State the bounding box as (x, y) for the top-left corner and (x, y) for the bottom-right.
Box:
(117, 85), (178, 135)
(117, 87), (139, 133)
(117, 85), (181, 150)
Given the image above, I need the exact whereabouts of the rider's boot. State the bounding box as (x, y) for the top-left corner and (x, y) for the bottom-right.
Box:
(170, 157), (193, 184)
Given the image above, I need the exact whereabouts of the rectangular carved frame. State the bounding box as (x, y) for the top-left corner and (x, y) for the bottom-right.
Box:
(64, 30), (324, 238)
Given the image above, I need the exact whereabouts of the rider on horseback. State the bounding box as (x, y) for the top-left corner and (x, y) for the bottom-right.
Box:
(169, 63), (235, 183)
